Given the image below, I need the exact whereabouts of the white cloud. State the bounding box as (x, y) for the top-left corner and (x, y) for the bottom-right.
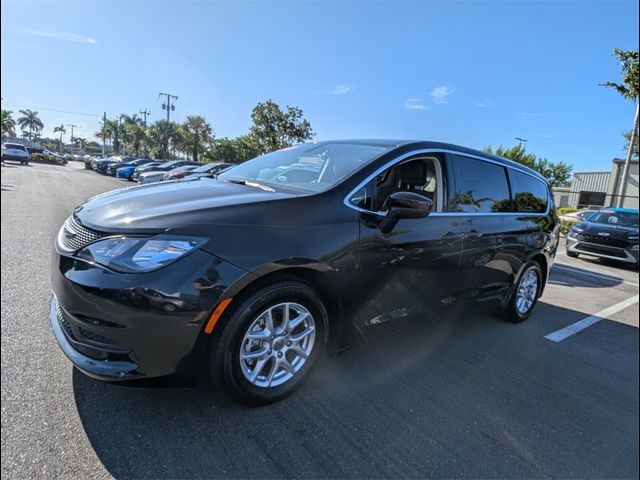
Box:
(404, 98), (429, 110)
(430, 85), (457, 104)
(514, 112), (541, 120)
(18, 29), (97, 44)
(331, 85), (355, 95)
(476, 99), (494, 108)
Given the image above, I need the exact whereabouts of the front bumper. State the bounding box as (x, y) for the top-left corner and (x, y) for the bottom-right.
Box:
(50, 295), (140, 379)
(51, 246), (249, 381)
(566, 236), (639, 264)
(2, 153), (29, 162)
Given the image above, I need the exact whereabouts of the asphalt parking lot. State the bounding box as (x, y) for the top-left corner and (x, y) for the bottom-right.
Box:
(2, 161), (638, 479)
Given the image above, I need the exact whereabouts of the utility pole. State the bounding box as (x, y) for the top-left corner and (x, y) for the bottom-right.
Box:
(139, 108), (151, 158)
(68, 124), (77, 154)
(617, 103), (639, 208)
(100, 112), (106, 156)
(139, 108), (151, 127)
(515, 137), (528, 147)
(159, 92), (178, 160)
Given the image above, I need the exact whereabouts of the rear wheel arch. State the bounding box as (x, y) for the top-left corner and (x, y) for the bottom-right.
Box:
(531, 253), (548, 287)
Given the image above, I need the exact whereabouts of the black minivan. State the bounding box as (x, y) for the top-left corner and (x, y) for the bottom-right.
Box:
(51, 140), (558, 404)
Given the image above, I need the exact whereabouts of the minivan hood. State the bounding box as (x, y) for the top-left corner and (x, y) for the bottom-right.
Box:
(74, 178), (295, 232)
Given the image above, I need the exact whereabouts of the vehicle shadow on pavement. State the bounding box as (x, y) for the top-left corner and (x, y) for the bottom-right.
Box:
(563, 255), (638, 273)
(548, 265), (626, 288)
(72, 302), (639, 480)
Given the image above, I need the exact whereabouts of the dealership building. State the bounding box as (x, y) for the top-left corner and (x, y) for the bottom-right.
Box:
(553, 157), (639, 210)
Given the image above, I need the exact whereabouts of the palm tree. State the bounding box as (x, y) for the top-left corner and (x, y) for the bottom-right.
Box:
(148, 120), (181, 159)
(74, 137), (87, 152)
(124, 123), (146, 157)
(1, 110), (16, 140)
(96, 120), (116, 152)
(53, 124), (66, 153)
(16, 109), (44, 142)
(601, 48), (639, 206)
(182, 115), (213, 162)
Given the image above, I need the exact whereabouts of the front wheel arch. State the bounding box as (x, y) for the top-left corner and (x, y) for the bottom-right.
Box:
(213, 266), (344, 350)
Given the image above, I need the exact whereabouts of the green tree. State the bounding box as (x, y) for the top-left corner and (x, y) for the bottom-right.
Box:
(601, 48), (639, 172)
(74, 137), (87, 151)
(98, 119), (118, 152)
(1, 110), (16, 140)
(622, 130), (639, 158)
(123, 123), (146, 157)
(484, 143), (573, 187)
(53, 124), (66, 153)
(182, 115), (212, 162)
(206, 135), (260, 164)
(600, 48), (639, 100)
(147, 120), (181, 159)
(249, 99), (313, 154)
(16, 109), (44, 141)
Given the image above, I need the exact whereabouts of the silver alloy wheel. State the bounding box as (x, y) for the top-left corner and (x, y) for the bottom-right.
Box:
(515, 268), (539, 314)
(239, 302), (316, 388)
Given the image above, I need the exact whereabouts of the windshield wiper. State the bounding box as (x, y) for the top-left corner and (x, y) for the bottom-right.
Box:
(225, 178), (275, 192)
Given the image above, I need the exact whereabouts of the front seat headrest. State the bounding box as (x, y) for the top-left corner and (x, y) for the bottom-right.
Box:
(399, 161), (427, 186)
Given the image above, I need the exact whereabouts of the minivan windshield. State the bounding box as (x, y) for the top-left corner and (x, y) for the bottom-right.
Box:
(588, 210), (639, 228)
(218, 143), (389, 193)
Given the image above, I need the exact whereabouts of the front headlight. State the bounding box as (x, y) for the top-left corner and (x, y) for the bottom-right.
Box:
(568, 226), (583, 237)
(631, 244), (639, 251)
(77, 235), (206, 273)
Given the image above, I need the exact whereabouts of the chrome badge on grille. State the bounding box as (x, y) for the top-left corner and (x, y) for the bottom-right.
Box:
(57, 215), (106, 252)
(597, 232), (610, 237)
(63, 219), (79, 239)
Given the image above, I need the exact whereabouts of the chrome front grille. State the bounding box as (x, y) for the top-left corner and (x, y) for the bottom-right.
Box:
(58, 215), (107, 252)
(579, 234), (628, 249)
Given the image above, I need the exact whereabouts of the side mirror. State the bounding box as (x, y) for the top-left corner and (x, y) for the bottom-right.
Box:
(378, 192), (432, 233)
(387, 191), (432, 219)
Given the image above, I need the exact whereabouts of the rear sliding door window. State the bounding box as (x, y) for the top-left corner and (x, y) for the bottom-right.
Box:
(449, 155), (511, 213)
(509, 170), (548, 213)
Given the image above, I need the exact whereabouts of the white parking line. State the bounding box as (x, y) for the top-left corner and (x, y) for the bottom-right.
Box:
(544, 294), (640, 342)
(552, 263), (639, 287)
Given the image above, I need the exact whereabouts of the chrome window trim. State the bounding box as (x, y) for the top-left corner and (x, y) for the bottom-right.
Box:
(343, 148), (551, 217)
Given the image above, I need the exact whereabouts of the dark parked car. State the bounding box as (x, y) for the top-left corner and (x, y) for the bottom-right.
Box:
(184, 162), (234, 180)
(163, 165), (204, 181)
(566, 207), (639, 267)
(105, 156), (137, 176)
(116, 159), (159, 180)
(94, 156), (121, 173)
(2, 142), (30, 165)
(131, 160), (171, 181)
(50, 140), (558, 405)
(137, 160), (201, 184)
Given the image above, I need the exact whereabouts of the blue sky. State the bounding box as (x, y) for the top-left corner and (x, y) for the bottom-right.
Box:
(1, 0), (638, 171)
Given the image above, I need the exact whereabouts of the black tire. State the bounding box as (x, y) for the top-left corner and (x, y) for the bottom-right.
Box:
(567, 250), (579, 258)
(208, 280), (328, 406)
(502, 261), (543, 324)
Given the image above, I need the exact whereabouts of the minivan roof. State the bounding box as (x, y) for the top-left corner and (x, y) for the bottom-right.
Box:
(310, 139), (548, 183)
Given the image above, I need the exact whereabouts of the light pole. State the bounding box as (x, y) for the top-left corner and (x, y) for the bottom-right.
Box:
(117, 114), (126, 154)
(68, 124), (77, 154)
(159, 92), (178, 160)
(515, 137), (527, 147)
(139, 108), (150, 127)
